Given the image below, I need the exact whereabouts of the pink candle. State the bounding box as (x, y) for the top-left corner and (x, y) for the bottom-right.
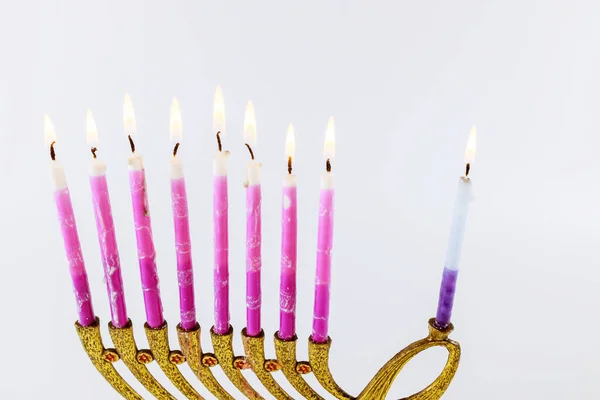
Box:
(312, 117), (336, 344)
(124, 94), (164, 329)
(169, 98), (196, 330)
(213, 148), (230, 334)
(212, 86), (230, 334)
(87, 110), (128, 328)
(244, 101), (262, 337)
(46, 115), (95, 326)
(279, 124), (298, 340)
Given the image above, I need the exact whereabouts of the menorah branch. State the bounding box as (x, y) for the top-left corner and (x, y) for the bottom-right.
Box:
(274, 333), (323, 400)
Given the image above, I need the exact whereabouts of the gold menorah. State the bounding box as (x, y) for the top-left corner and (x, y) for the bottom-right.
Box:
(75, 316), (459, 399)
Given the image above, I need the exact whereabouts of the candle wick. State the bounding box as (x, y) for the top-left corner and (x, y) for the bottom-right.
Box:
(245, 143), (255, 160)
(326, 158), (331, 173)
(50, 141), (56, 161)
(128, 135), (136, 153)
(173, 142), (180, 157)
(216, 131), (222, 152)
(288, 156), (293, 175)
(465, 163), (471, 177)
(91, 147), (97, 159)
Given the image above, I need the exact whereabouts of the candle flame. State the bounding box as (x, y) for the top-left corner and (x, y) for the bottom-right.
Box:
(323, 116), (335, 159)
(86, 109), (98, 146)
(464, 125), (476, 164)
(123, 93), (136, 137)
(285, 123), (295, 159)
(243, 101), (257, 147)
(44, 113), (56, 147)
(170, 97), (182, 141)
(213, 85), (225, 136)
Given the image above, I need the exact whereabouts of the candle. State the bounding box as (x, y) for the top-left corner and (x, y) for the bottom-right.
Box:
(45, 114), (95, 326)
(86, 110), (128, 328)
(124, 93), (164, 329)
(212, 85), (231, 334)
(312, 117), (336, 344)
(244, 101), (262, 337)
(278, 123), (298, 340)
(169, 98), (196, 330)
(435, 126), (476, 328)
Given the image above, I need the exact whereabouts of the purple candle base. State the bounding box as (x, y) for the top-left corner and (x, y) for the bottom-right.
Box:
(435, 267), (459, 327)
(311, 283), (330, 343)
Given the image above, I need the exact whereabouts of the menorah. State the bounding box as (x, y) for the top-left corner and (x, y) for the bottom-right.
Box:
(49, 94), (470, 399)
(75, 315), (460, 399)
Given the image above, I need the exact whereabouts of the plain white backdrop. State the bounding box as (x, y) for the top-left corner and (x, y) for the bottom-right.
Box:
(1, 0), (599, 398)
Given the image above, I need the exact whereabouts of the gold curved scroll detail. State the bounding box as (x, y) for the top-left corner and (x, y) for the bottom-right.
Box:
(357, 319), (460, 400)
(75, 318), (142, 400)
(308, 336), (353, 400)
(144, 321), (203, 400)
(241, 329), (293, 400)
(108, 320), (175, 399)
(176, 323), (234, 400)
(210, 326), (264, 399)
(273, 333), (324, 400)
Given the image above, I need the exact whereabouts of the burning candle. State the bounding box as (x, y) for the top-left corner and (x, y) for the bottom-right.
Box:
(212, 86), (231, 335)
(169, 98), (196, 331)
(312, 117), (336, 344)
(435, 126), (477, 328)
(86, 110), (128, 328)
(243, 101), (262, 337)
(45, 114), (95, 326)
(124, 93), (164, 329)
(278, 123), (298, 341)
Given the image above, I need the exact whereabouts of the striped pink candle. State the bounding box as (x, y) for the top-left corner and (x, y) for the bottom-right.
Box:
(212, 86), (230, 335)
(124, 94), (164, 329)
(244, 101), (262, 337)
(169, 98), (196, 331)
(213, 150), (230, 334)
(46, 115), (95, 326)
(312, 117), (336, 344)
(87, 110), (127, 328)
(279, 124), (298, 340)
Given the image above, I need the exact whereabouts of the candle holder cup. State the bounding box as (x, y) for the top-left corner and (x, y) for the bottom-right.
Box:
(75, 316), (460, 399)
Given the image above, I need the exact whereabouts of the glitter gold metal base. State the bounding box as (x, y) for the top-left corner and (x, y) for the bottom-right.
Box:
(75, 317), (460, 399)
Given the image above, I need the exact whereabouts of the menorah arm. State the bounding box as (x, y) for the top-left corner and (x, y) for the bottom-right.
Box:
(241, 329), (293, 400)
(211, 326), (264, 399)
(177, 323), (235, 400)
(308, 337), (354, 400)
(144, 321), (203, 400)
(273, 333), (324, 400)
(357, 319), (460, 400)
(108, 320), (176, 399)
(75, 318), (143, 400)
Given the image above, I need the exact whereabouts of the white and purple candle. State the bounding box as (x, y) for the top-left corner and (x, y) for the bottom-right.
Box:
(45, 114), (95, 326)
(86, 110), (128, 328)
(212, 86), (231, 335)
(243, 101), (262, 337)
(435, 126), (476, 328)
(312, 117), (336, 344)
(124, 94), (164, 329)
(169, 98), (197, 331)
(279, 123), (298, 341)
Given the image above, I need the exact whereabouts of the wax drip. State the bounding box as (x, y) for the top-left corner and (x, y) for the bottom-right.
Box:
(173, 142), (180, 157)
(326, 158), (331, 172)
(128, 135), (135, 153)
(288, 156), (293, 175)
(465, 163), (471, 177)
(50, 141), (56, 161)
(245, 143), (254, 160)
(216, 131), (222, 152)
(91, 147), (97, 159)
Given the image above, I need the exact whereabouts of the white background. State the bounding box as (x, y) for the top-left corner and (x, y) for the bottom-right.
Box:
(1, 1), (599, 398)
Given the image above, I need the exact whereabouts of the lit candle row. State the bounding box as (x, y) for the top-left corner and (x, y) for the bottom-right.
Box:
(46, 87), (338, 342)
